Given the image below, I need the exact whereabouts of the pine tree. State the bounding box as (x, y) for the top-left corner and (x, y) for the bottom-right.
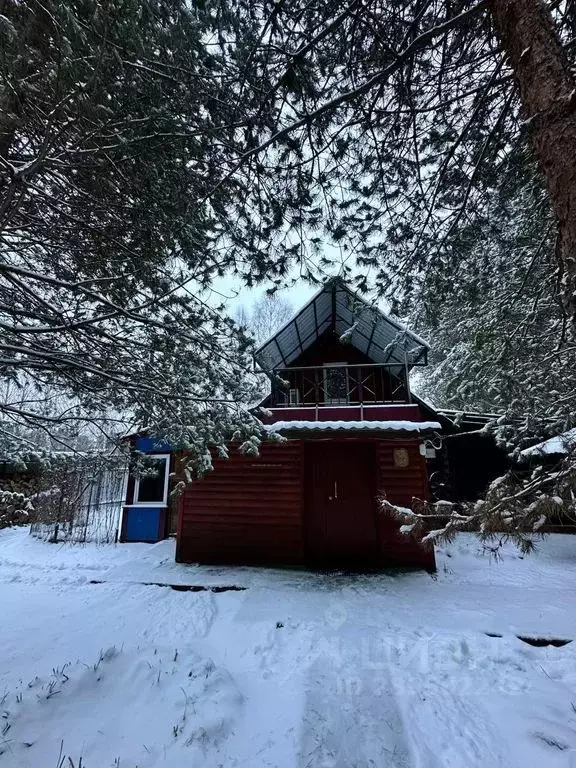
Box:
(0, 0), (279, 464)
(214, 0), (576, 541)
(3, 0), (576, 539)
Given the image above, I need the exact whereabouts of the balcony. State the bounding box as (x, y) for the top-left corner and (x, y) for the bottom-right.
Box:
(269, 363), (410, 408)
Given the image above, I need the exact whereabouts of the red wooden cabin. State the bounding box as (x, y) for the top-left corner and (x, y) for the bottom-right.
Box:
(175, 277), (439, 570)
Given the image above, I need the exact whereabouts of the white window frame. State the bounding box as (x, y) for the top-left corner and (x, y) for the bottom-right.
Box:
(289, 387), (301, 405)
(323, 362), (350, 405)
(132, 453), (170, 507)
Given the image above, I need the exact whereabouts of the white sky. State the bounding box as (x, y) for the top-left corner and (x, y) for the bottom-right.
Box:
(204, 242), (380, 318)
(208, 273), (317, 316)
(205, 242), (389, 321)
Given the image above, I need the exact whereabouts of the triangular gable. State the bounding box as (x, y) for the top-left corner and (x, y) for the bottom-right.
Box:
(255, 277), (429, 371)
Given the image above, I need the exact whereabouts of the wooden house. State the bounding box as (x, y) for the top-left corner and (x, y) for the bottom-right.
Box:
(121, 278), (442, 570)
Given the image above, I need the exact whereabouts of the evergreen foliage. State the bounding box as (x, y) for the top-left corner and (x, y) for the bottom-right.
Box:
(2, 0), (576, 539)
(416, 157), (568, 452)
(0, 0), (276, 463)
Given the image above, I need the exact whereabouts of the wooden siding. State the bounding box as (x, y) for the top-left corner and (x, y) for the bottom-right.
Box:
(290, 330), (374, 367)
(176, 436), (435, 570)
(376, 440), (435, 569)
(176, 441), (304, 565)
(261, 404), (424, 423)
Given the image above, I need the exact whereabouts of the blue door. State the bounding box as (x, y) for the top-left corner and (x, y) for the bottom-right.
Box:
(125, 507), (162, 542)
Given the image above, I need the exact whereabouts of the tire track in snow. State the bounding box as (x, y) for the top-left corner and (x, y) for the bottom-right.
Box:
(299, 630), (411, 768)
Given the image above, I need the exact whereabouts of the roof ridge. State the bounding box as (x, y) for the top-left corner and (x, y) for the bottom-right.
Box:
(254, 278), (428, 370)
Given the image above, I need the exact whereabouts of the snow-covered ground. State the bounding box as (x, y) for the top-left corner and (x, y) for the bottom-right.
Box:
(1, 528), (576, 767)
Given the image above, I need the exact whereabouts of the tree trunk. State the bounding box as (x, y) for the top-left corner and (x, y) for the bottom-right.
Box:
(491, 0), (576, 325)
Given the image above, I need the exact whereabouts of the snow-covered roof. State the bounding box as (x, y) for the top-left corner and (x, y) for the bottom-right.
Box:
(264, 420), (441, 433)
(520, 428), (576, 458)
(255, 277), (429, 372)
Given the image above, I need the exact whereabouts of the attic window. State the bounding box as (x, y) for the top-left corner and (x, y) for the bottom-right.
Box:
(133, 454), (170, 506)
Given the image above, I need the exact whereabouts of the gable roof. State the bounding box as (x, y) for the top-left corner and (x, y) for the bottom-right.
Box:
(254, 277), (429, 371)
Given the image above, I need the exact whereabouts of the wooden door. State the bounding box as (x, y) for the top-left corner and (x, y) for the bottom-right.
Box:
(305, 441), (379, 565)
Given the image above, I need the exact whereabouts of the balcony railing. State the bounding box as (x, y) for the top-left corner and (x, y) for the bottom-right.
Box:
(269, 363), (410, 407)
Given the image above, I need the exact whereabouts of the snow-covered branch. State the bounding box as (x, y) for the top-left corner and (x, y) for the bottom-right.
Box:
(382, 454), (576, 553)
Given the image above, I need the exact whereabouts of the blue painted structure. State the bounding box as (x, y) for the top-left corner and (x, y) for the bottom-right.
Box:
(121, 434), (173, 543)
(134, 436), (171, 453)
(124, 506), (163, 542)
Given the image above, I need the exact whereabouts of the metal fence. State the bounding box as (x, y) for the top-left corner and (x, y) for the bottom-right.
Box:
(30, 461), (127, 545)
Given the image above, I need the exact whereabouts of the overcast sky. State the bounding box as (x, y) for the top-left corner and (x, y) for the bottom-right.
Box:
(206, 240), (388, 321)
(208, 274), (315, 316)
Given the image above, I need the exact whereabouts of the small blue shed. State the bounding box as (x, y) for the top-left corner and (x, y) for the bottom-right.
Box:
(120, 435), (174, 543)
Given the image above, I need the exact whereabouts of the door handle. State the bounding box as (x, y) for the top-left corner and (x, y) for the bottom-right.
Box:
(334, 480), (338, 500)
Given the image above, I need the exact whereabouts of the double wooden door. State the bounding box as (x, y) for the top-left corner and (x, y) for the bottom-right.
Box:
(305, 441), (380, 565)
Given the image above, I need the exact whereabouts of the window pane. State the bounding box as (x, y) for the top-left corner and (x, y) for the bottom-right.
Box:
(325, 366), (349, 403)
(136, 458), (167, 503)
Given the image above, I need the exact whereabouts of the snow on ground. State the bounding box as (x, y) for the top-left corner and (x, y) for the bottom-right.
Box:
(1, 529), (576, 767)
